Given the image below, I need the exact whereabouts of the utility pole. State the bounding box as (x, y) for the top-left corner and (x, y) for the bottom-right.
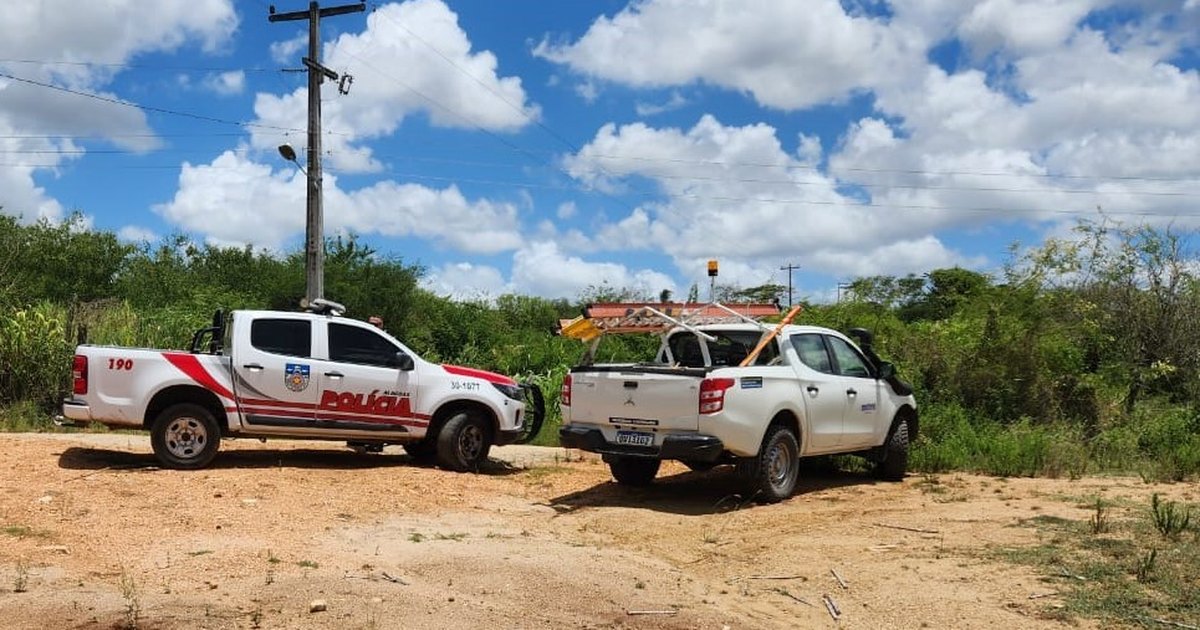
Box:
(269, 1), (364, 302)
(779, 263), (800, 308)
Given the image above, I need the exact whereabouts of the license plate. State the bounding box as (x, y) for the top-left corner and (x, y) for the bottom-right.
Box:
(615, 430), (654, 447)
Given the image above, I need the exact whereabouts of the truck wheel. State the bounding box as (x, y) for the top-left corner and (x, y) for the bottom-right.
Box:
(682, 460), (717, 473)
(608, 457), (660, 486)
(150, 403), (221, 470)
(436, 411), (492, 472)
(738, 424), (800, 503)
(876, 419), (909, 481)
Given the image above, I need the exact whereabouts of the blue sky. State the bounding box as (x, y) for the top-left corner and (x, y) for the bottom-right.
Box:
(2, 0), (1199, 303)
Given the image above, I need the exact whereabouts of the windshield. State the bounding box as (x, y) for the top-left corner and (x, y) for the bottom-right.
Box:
(665, 330), (778, 367)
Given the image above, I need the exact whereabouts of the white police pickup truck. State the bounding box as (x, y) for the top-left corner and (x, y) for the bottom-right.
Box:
(558, 305), (916, 502)
(62, 301), (543, 470)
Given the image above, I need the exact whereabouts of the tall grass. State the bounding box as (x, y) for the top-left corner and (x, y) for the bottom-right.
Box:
(911, 402), (1200, 480)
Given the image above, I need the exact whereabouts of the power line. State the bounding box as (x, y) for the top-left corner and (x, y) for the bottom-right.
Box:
(0, 58), (285, 73)
(0, 70), (308, 134)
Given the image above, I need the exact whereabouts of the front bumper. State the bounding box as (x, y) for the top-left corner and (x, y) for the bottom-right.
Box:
(559, 426), (724, 462)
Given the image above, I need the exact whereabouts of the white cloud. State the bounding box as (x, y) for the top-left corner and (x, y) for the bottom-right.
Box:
(0, 0), (237, 223)
(511, 241), (676, 299)
(635, 91), (688, 117)
(420, 262), (510, 300)
(574, 80), (599, 103)
(118, 226), (158, 243)
(248, 0), (539, 173)
(203, 70), (245, 96)
(270, 33), (307, 64)
(563, 115), (993, 280)
(556, 201), (577, 219)
(154, 149), (525, 254)
(536, 0), (925, 110)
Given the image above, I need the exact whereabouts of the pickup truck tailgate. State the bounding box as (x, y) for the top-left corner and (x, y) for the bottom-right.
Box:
(568, 368), (701, 431)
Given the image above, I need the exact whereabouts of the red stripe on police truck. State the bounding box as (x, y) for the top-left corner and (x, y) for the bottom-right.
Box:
(442, 364), (516, 386)
(162, 353), (236, 400)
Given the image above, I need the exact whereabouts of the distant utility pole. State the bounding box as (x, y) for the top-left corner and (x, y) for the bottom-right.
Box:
(779, 263), (800, 308)
(268, 1), (365, 302)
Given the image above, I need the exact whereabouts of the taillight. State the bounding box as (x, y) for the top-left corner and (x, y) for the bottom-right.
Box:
(699, 377), (735, 414)
(72, 355), (88, 396)
(560, 374), (572, 407)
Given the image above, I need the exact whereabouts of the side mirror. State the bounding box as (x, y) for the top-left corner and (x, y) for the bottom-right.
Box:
(877, 361), (895, 380)
(393, 352), (415, 371)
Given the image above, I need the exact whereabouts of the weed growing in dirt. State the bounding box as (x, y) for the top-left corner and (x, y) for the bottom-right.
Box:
(119, 569), (140, 630)
(1089, 498), (1110, 535)
(1134, 549), (1157, 584)
(13, 558), (28, 593)
(408, 533), (425, 543)
(991, 498), (1199, 627)
(1150, 494), (1191, 539)
(297, 560), (319, 569)
(434, 532), (468, 541)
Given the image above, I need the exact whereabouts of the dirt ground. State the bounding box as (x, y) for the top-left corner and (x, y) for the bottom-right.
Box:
(0, 434), (1193, 629)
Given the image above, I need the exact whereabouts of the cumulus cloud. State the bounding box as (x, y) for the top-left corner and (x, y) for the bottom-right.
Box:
(536, 0), (925, 110)
(154, 149), (524, 254)
(511, 241), (677, 299)
(0, 0), (237, 223)
(250, 0), (538, 173)
(420, 262), (510, 299)
(202, 70), (245, 96)
(118, 226), (159, 243)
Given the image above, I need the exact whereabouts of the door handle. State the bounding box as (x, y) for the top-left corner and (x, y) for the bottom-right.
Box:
(846, 388), (857, 397)
(325, 371), (344, 378)
(806, 386), (819, 395)
(243, 363), (263, 371)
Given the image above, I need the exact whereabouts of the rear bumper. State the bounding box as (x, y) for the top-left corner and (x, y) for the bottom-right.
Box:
(61, 399), (92, 422)
(559, 426), (724, 462)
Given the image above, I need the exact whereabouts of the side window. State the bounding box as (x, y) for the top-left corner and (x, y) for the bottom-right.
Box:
(790, 334), (833, 374)
(250, 319), (311, 358)
(828, 336), (872, 378)
(329, 323), (401, 368)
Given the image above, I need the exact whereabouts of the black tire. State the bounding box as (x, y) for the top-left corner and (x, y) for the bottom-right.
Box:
(403, 438), (437, 460)
(436, 411), (492, 472)
(682, 460), (717, 473)
(876, 419), (909, 481)
(608, 456), (661, 486)
(150, 403), (221, 470)
(737, 424), (800, 503)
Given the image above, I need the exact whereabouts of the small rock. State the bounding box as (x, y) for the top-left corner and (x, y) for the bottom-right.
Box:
(37, 495), (54, 504)
(309, 600), (327, 613)
(242, 498), (258, 505)
(38, 545), (70, 555)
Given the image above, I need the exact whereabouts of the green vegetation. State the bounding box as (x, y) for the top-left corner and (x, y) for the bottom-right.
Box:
(993, 494), (1198, 627)
(0, 214), (1198, 478)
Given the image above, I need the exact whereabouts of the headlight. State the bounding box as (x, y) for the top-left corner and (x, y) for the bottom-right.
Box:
(491, 382), (524, 402)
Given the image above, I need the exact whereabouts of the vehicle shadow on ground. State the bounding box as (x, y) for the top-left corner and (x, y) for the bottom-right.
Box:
(546, 466), (881, 516)
(55, 446), (525, 476)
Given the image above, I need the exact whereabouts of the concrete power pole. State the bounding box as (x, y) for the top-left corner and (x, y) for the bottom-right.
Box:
(779, 263), (800, 308)
(269, 1), (364, 302)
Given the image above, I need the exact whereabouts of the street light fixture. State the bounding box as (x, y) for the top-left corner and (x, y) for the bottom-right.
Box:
(277, 143), (300, 166)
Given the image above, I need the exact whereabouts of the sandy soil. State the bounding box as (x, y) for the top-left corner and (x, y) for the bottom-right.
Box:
(0, 433), (1192, 629)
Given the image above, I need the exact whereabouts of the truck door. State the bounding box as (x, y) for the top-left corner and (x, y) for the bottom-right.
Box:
(787, 333), (844, 452)
(232, 316), (318, 431)
(826, 335), (881, 448)
(311, 321), (422, 435)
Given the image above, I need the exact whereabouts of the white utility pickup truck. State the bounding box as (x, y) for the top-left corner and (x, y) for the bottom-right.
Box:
(558, 304), (916, 502)
(62, 301), (544, 470)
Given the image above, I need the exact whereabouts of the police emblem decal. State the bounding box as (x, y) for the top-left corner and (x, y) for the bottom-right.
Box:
(284, 363), (311, 392)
